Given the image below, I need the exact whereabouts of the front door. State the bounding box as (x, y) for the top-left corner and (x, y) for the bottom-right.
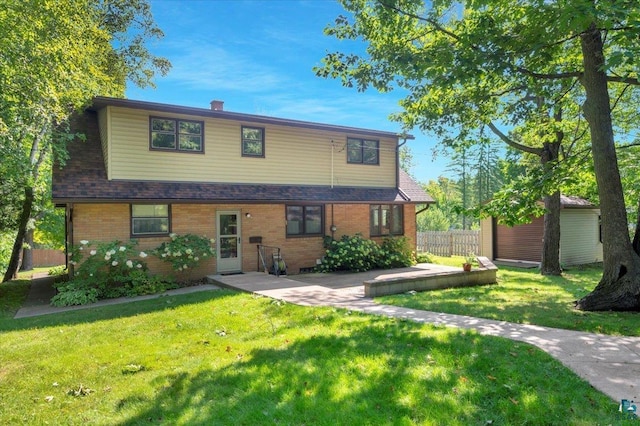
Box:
(216, 211), (242, 273)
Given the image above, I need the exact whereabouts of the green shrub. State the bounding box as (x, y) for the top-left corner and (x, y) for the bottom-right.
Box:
(152, 233), (215, 277)
(122, 269), (178, 296)
(51, 280), (99, 306)
(48, 265), (67, 276)
(416, 252), (434, 263)
(317, 234), (380, 272)
(316, 234), (415, 273)
(378, 236), (415, 268)
(52, 240), (151, 306)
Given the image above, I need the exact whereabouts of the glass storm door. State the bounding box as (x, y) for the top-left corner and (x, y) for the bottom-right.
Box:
(216, 211), (241, 273)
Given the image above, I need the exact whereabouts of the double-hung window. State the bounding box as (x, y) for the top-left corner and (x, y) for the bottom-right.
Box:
(286, 205), (323, 236)
(150, 117), (204, 152)
(347, 137), (379, 165)
(370, 204), (403, 236)
(131, 204), (170, 236)
(242, 126), (265, 157)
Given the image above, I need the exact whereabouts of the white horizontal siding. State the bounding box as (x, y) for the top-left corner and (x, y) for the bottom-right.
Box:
(560, 209), (603, 265)
(106, 106), (396, 187)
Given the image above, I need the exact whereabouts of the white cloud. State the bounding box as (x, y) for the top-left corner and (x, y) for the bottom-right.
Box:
(162, 41), (284, 93)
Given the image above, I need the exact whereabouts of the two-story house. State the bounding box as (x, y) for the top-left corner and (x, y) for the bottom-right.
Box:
(52, 97), (433, 278)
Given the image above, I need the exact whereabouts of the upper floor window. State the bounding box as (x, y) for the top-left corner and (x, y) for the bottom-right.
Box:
(347, 138), (379, 165)
(131, 204), (170, 236)
(242, 126), (265, 157)
(150, 117), (204, 153)
(286, 205), (323, 236)
(370, 204), (403, 236)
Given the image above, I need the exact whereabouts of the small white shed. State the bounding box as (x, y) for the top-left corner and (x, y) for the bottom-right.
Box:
(479, 196), (603, 266)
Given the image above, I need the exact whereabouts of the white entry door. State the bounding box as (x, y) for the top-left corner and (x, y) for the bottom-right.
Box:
(216, 211), (242, 273)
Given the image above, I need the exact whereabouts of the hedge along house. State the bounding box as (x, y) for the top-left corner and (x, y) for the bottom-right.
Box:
(479, 196), (603, 266)
(52, 97), (434, 279)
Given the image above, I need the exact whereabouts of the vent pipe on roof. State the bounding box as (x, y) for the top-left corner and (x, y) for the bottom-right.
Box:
(210, 100), (224, 111)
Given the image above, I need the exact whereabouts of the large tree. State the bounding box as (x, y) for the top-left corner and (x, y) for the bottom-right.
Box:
(315, 0), (640, 310)
(0, 0), (170, 282)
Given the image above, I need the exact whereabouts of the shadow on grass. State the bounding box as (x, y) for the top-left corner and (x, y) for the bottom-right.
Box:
(0, 289), (241, 332)
(115, 321), (615, 425)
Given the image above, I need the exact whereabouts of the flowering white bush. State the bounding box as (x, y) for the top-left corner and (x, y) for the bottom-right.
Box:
(53, 239), (158, 307)
(152, 233), (216, 274)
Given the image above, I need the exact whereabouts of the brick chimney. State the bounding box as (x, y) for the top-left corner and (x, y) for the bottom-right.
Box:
(210, 100), (224, 111)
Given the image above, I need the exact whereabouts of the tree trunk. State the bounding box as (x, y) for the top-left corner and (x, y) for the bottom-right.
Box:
(540, 141), (562, 276)
(541, 191), (562, 275)
(575, 25), (640, 311)
(2, 187), (34, 282)
(632, 198), (640, 256)
(20, 228), (34, 272)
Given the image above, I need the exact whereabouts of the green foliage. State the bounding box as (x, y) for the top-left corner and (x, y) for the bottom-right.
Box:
(378, 236), (415, 269)
(34, 208), (65, 250)
(51, 282), (99, 306)
(415, 252), (434, 263)
(0, 0), (170, 281)
(317, 234), (380, 272)
(52, 239), (155, 306)
(152, 233), (216, 274)
(47, 265), (67, 277)
(0, 232), (14, 278)
(317, 234), (414, 273)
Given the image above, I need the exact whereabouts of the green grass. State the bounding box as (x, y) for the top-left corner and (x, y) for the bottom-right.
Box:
(0, 288), (629, 424)
(378, 256), (640, 336)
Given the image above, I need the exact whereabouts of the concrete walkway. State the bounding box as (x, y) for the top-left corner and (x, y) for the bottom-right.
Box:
(212, 272), (640, 404)
(14, 270), (640, 404)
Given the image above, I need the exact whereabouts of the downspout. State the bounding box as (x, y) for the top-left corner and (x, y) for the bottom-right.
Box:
(396, 135), (408, 189)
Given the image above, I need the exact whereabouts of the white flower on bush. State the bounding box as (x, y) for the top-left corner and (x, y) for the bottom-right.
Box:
(194, 257), (199, 262)
(126, 260), (133, 268)
(136, 263), (142, 269)
(183, 264), (188, 269)
(105, 255), (111, 261)
(139, 251), (148, 258)
(169, 233), (177, 240)
(80, 240), (89, 245)
(69, 260), (77, 266)
(173, 252), (181, 257)
(161, 253), (167, 258)
(90, 250), (97, 256)
(111, 260), (118, 267)
(185, 248), (193, 255)
(119, 246), (126, 252)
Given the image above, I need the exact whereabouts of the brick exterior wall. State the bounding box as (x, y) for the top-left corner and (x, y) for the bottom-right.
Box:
(70, 202), (419, 278)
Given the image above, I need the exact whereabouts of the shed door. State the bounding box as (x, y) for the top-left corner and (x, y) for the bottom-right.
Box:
(494, 216), (544, 262)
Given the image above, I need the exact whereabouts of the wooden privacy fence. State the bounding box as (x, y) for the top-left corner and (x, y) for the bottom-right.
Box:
(416, 230), (480, 257)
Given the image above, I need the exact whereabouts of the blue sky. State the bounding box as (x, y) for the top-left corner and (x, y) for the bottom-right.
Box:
(125, 0), (449, 183)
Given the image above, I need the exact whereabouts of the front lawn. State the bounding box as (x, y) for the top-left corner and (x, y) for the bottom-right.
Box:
(0, 288), (626, 424)
(377, 256), (640, 336)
